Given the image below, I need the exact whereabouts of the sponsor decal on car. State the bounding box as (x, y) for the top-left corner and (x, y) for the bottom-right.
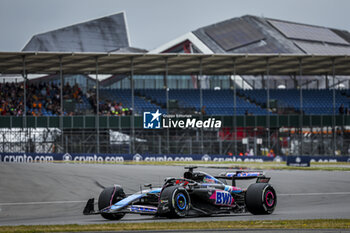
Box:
(210, 190), (234, 206)
(236, 172), (261, 177)
(203, 175), (221, 184)
(129, 205), (157, 213)
(203, 176), (216, 183)
(224, 172), (262, 178)
(224, 185), (242, 193)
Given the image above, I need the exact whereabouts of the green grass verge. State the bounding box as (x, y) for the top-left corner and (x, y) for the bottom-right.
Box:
(1, 219), (349, 233)
(54, 160), (350, 171)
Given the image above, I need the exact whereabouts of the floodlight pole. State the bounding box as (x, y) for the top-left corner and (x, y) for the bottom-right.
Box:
(332, 58), (336, 156)
(165, 57), (169, 154)
(95, 57), (100, 154)
(233, 59), (237, 156)
(130, 57), (135, 154)
(199, 58), (204, 154)
(266, 58), (271, 152)
(59, 56), (64, 152)
(299, 58), (303, 155)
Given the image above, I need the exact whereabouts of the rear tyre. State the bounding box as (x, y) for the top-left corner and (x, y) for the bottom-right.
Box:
(245, 183), (276, 215)
(98, 186), (126, 220)
(159, 186), (190, 218)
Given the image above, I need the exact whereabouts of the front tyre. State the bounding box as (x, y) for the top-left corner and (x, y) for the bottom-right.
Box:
(245, 183), (277, 215)
(158, 186), (190, 218)
(98, 186), (126, 220)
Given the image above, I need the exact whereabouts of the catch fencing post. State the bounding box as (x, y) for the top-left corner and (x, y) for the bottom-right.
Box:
(199, 57), (204, 154)
(165, 57), (169, 153)
(95, 56), (100, 154)
(130, 57), (135, 154)
(299, 58), (303, 155)
(266, 58), (270, 152)
(233, 58), (237, 156)
(332, 58), (336, 156)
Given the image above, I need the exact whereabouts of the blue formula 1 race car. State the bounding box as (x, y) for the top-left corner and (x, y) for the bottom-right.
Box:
(83, 166), (277, 220)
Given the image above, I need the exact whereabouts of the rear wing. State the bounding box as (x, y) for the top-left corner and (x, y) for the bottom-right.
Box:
(215, 171), (270, 186)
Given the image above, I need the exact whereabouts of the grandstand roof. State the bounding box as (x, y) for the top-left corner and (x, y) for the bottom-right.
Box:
(0, 52), (349, 76)
(151, 15), (350, 55)
(22, 12), (131, 53)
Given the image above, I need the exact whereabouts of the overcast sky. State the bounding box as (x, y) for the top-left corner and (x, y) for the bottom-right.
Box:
(0, 0), (349, 52)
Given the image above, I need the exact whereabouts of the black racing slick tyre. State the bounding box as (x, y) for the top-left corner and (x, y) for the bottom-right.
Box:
(245, 183), (277, 215)
(98, 186), (126, 220)
(159, 186), (190, 218)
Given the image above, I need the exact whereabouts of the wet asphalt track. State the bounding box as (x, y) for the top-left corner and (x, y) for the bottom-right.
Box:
(0, 163), (350, 226)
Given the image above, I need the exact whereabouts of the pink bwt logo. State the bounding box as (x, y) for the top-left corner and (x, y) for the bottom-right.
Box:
(210, 190), (234, 206)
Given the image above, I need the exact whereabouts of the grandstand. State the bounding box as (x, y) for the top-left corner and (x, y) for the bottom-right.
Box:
(1, 14), (350, 157)
(14, 15), (350, 116)
(2, 80), (350, 117)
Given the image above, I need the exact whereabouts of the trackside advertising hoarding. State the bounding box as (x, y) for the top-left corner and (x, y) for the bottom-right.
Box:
(287, 156), (311, 167)
(0, 153), (349, 163)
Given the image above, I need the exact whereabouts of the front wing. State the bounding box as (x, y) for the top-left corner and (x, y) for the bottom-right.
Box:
(83, 198), (158, 215)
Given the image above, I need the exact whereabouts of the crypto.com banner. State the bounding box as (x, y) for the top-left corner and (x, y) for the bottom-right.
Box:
(0, 153), (349, 163)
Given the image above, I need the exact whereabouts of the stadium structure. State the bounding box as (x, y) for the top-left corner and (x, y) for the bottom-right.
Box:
(1, 13), (350, 158)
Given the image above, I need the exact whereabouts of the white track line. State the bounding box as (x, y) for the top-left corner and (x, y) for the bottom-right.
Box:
(0, 192), (350, 206)
(279, 192), (350, 196)
(0, 200), (86, 206)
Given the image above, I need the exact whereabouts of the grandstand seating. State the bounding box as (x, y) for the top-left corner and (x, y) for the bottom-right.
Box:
(100, 89), (350, 115)
(137, 89), (268, 115)
(3, 80), (349, 116)
(239, 89), (350, 115)
(100, 89), (166, 114)
(75, 96), (92, 113)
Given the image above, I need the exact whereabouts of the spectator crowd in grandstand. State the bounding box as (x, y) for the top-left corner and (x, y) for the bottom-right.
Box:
(0, 82), (24, 116)
(100, 100), (132, 116)
(1, 80), (349, 117)
(87, 89), (131, 115)
(27, 82), (61, 116)
(0, 81), (131, 116)
(0, 82), (85, 116)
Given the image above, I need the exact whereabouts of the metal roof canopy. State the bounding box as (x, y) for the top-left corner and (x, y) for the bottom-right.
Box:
(0, 52), (349, 76)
